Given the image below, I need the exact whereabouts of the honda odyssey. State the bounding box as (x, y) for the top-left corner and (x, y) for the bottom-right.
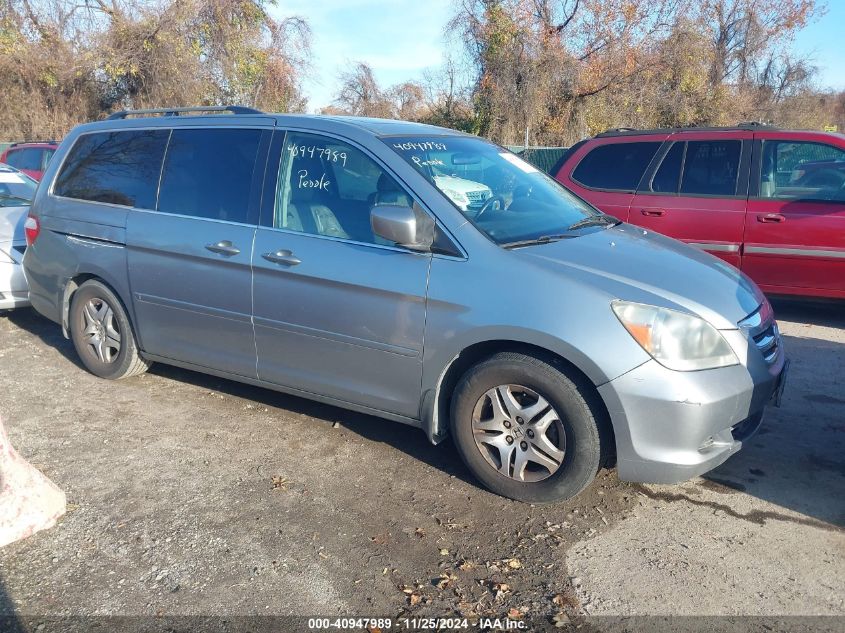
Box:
(23, 107), (787, 502)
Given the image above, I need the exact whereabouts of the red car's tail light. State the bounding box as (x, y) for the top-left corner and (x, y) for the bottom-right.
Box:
(24, 215), (40, 246)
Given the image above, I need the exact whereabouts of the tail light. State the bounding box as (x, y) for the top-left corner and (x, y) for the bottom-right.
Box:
(24, 214), (40, 245)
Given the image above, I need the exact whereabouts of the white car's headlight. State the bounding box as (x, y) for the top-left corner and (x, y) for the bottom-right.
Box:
(612, 300), (738, 371)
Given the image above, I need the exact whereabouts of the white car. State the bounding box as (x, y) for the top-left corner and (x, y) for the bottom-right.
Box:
(432, 174), (493, 212)
(0, 164), (36, 310)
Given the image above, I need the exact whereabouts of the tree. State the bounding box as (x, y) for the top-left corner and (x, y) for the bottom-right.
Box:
(0, 0), (312, 140)
(332, 61), (394, 118)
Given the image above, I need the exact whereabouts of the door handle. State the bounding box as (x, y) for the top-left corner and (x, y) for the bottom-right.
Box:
(262, 249), (301, 266)
(640, 209), (666, 217)
(205, 240), (240, 256)
(757, 213), (786, 223)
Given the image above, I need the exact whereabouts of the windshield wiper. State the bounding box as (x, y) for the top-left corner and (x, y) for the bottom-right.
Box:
(567, 214), (619, 231)
(502, 234), (575, 249)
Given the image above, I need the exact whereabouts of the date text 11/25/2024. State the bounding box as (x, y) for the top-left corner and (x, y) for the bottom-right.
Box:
(307, 617), (527, 630)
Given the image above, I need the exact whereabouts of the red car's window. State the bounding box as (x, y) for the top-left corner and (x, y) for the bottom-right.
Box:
(5, 148), (42, 171)
(651, 142), (684, 193)
(679, 140), (741, 196)
(571, 142), (661, 192)
(760, 140), (845, 202)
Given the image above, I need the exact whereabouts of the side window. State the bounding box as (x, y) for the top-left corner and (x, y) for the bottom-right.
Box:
(276, 132), (412, 244)
(53, 130), (170, 208)
(6, 148), (41, 171)
(572, 142), (661, 191)
(760, 140), (845, 201)
(679, 140), (741, 196)
(650, 142), (684, 193)
(157, 128), (262, 223)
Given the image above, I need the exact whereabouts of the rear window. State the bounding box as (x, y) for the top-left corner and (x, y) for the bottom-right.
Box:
(157, 128), (262, 223)
(5, 148), (43, 172)
(572, 142), (661, 191)
(53, 131), (170, 208)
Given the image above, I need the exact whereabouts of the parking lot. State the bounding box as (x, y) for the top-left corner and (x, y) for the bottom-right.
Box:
(0, 299), (842, 626)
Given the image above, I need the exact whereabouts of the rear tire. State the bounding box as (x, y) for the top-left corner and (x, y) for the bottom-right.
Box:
(450, 352), (606, 503)
(69, 280), (150, 380)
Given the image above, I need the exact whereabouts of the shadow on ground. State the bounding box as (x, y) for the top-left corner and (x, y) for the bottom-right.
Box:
(704, 299), (845, 528)
(0, 574), (23, 632)
(5, 308), (476, 488)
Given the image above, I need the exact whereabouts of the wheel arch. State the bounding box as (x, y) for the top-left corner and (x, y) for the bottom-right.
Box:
(423, 338), (616, 466)
(61, 271), (135, 341)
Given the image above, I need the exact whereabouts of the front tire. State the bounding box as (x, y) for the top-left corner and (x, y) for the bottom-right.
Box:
(69, 280), (150, 380)
(450, 352), (606, 503)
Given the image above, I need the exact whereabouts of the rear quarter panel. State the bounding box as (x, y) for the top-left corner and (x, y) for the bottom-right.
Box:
(23, 131), (134, 331)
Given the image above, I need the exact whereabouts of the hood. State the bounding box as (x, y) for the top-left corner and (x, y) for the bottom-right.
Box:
(0, 204), (28, 246)
(433, 174), (491, 194)
(518, 224), (763, 329)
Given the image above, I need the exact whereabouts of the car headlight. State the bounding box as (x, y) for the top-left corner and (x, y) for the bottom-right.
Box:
(612, 300), (738, 371)
(439, 187), (470, 210)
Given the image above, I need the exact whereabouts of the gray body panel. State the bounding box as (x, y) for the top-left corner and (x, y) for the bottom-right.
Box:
(127, 211), (258, 377)
(253, 227), (430, 418)
(23, 112), (785, 486)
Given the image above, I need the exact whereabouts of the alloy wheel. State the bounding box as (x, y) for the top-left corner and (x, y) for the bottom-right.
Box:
(81, 298), (121, 363)
(471, 384), (566, 482)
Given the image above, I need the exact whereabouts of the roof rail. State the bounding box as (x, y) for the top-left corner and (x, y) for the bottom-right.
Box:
(8, 140), (59, 147)
(107, 105), (263, 120)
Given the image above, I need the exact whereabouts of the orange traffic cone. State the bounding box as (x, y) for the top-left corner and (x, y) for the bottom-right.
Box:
(0, 417), (66, 548)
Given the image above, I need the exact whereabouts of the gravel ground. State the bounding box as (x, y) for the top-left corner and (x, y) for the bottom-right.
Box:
(0, 299), (842, 630)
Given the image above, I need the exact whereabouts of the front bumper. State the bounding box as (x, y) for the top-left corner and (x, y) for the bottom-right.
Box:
(598, 348), (785, 484)
(0, 257), (30, 310)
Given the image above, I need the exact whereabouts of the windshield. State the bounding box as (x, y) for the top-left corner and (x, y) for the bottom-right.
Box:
(0, 169), (37, 207)
(384, 135), (612, 245)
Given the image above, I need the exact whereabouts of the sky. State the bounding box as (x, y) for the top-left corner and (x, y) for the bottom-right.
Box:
(275, 0), (845, 113)
(792, 0), (845, 92)
(277, 0), (455, 112)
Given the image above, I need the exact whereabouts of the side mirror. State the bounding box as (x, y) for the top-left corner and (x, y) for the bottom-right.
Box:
(370, 204), (434, 251)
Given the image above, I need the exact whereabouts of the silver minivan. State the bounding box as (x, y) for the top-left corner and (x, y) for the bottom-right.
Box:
(23, 107), (787, 502)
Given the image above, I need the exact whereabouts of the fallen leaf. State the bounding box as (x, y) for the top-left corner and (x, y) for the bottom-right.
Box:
(370, 533), (389, 545)
(507, 558), (522, 569)
(439, 548), (450, 556)
(409, 593), (422, 606)
(457, 559), (476, 571)
(434, 571), (457, 589)
(552, 611), (570, 627)
(507, 607), (523, 619)
(271, 476), (289, 491)
(414, 528), (426, 538)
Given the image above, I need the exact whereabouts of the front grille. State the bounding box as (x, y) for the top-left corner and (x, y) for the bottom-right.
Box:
(738, 303), (781, 365)
(466, 190), (491, 204)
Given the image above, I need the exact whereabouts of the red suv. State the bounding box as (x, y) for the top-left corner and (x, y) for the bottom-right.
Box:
(0, 141), (59, 181)
(554, 125), (845, 299)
